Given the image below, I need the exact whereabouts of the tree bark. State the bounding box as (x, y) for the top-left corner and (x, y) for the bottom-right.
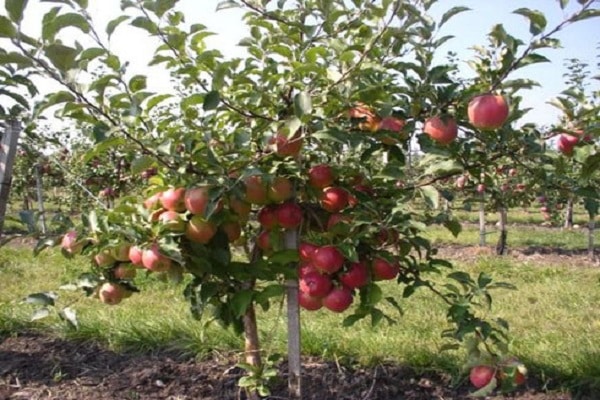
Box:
(242, 301), (262, 400)
(479, 193), (486, 247)
(34, 165), (47, 235)
(496, 207), (508, 255)
(284, 228), (301, 399)
(589, 214), (596, 262)
(564, 197), (574, 229)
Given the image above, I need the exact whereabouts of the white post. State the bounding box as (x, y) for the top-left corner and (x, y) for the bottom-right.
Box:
(0, 120), (22, 237)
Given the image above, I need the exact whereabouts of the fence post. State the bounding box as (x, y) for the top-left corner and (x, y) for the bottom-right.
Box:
(0, 119), (22, 237)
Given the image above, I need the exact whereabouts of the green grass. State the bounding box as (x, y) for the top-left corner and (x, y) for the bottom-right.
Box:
(1, 244), (600, 396)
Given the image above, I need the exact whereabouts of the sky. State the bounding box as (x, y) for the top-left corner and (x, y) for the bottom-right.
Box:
(2, 0), (599, 127)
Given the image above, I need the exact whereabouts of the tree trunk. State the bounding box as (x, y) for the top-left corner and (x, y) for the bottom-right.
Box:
(496, 207), (508, 255)
(34, 165), (47, 236)
(242, 302), (262, 400)
(564, 197), (574, 229)
(479, 193), (486, 247)
(0, 120), (22, 238)
(589, 214), (596, 262)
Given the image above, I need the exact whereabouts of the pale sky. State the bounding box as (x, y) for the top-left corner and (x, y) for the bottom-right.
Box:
(2, 0), (599, 126)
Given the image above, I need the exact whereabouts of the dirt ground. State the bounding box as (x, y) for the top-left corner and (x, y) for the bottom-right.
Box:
(0, 242), (596, 399)
(0, 331), (579, 400)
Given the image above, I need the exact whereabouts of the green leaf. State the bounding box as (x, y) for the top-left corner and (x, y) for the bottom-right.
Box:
(572, 9), (600, 22)
(106, 15), (129, 37)
(362, 284), (383, 306)
(518, 53), (550, 68)
(24, 292), (57, 306)
(6, 0), (28, 23)
(44, 43), (78, 71)
(73, 0), (88, 7)
(131, 155), (156, 174)
(513, 8), (547, 35)
(155, 0), (177, 17)
(419, 185), (439, 209)
(146, 93), (173, 111)
(293, 91), (312, 118)
(477, 272), (493, 289)
(0, 51), (32, 66)
(443, 218), (462, 237)
(216, 0), (239, 11)
(269, 249), (299, 265)
(128, 75), (147, 92)
(52, 12), (90, 34)
(559, 0), (569, 10)
(230, 289), (254, 318)
(78, 47), (105, 62)
(439, 6), (470, 27)
(0, 16), (17, 37)
(203, 90), (220, 111)
(130, 16), (158, 34)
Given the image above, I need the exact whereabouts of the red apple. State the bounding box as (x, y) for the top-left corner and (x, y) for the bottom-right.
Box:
(244, 175), (269, 205)
(372, 257), (399, 280)
(320, 187), (349, 213)
(327, 213), (350, 231)
(298, 261), (318, 277)
(94, 249), (115, 268)
(378, 116), (406, 144)
(128, 246), (144, 266)
(312, 245), (345, 274)
(322, 286), (353, 312)
(229, 196), (251, 221)
(161, 187), (186, 212)
(98, 282), (128, 305)
(308, 165), (335, 189)
(275, 131), (303, 157)
(268, 176), (293, 203)
(258, 205), (279, 230)
(186, 215), (217, 244)
(256, 230), (281, 252)
(275, 202), (303, 229)
(299, 242), (318, 262)
(142, 244), (172, 272)
(222, 221), (242, 242)
(300, 271), (333, 298)
(455, 175), (467, 190)
(158, 210), (186, 232)
(557, 134), (578, 156)
(468, 94), (509, 130)
(469, 365), (496, 389)
(339, 262), (369, 289)
(61, 230), (84, 254)
(423, 115), (458, 145)
(299, 291), (323, 311)
(476, 184), (486, 193)
(184, 186), (210, 215)
(113, 264), (137, 279)
(143, 192), (163, 210)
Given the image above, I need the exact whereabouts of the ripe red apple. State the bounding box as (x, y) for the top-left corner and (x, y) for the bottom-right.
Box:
(94, 249), (116, 268)
(455, 175), (467, 190)
(469, 365), (496, 389)
(322, 286), (353, 312)
(299, 291), (323, 311)
(98, 282), (128, 305)
(229, 196), (251, 221)
(222, 221), (242, 242)
(557, 134), (578, 156)
(61, 230), (84, 254)
(327, 213), (350, 231)
(244, 175), (269, 205)
(143, 192), (163, 209)
(298, 261), (318, 277)
(184, 186), (210, 215)
(476, 184), (486, 193)
(274, 131), (303, 157)
(423, 115), (458, 145)
(256, 230), (281, 252)
(468, 94), (509, 130)
(308, 165), (335, 189)
(312, 245), (345, 274)
(300, 271), (333, 298)
(113, 264), (137, 280)
(258, 205), (279, 230)
(299, 242), (318, 262)
(186, 215), (217, 244)
(158, 210), (186, 232)
(372, 257), (399, 280)
(508, 168), (517, 177)
(498, 359), (527, 386)
(161, 187), (186, 212)
(268, 176), (293, 203)
(339, 262), (369, 289)
(142, 244), (172, 272)
(128, 246), (144, 266)
(378, 116), (406, 144)
(320, 187), (349, 213)
(376, 228), (399, 246)
(276, 202), (303, 230)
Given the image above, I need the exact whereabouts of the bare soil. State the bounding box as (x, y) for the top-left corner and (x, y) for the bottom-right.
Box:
(0, 332), (579, 400)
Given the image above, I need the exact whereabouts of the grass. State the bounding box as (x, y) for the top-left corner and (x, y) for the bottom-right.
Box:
(1, 237), (600, 396)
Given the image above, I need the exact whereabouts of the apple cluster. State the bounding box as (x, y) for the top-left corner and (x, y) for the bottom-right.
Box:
(469, 359), (526, 391)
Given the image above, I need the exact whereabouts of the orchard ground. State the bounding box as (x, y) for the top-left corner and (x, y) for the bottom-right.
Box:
(0, 214), (599, 400)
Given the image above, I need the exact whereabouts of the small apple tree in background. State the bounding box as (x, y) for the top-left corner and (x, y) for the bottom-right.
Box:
(2, 0), (600, 397)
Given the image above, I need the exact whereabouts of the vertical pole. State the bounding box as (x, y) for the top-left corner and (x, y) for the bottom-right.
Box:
(0, 120), (22, 237)
(589, 214), (596, 262)
(496, 207), (508, 255)
(564, 197), (574, 229)
(34, 164), (47, 235)
(479, 192), (486, 247)
(285, 230), (301, 399)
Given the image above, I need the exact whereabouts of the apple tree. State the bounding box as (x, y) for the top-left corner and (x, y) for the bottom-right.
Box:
(2, 0), (599, 397)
